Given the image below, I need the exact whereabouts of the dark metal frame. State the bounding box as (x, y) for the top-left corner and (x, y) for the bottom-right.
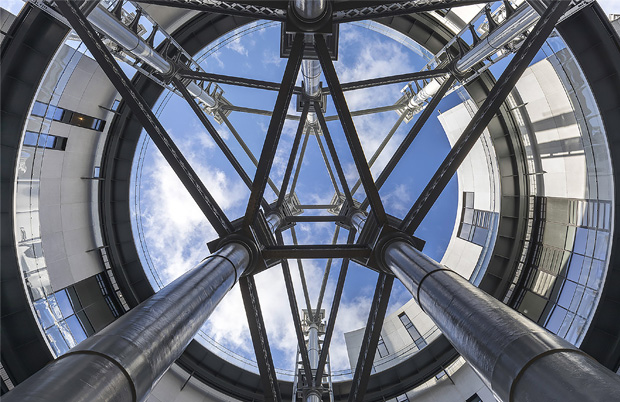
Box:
(54, 0), (573, 400)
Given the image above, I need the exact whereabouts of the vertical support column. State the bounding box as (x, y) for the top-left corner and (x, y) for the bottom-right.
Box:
(382, 239), (620, 402)
(306, 323), (321, 402)
(4, 242), (252, 402)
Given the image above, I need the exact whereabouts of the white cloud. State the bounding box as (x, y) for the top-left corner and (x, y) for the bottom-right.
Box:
(140, 147), (246, 283)
(228, 37), (248, 56)
(598, 0), (620, 14)
(2, 0), (24, 15)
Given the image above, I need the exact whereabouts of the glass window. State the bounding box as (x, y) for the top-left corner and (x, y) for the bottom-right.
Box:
(459, 223), (473, 241)
(466, 394), (482, 402)
(55, 290), (74, 318)
(587, 259), (604, 289)
(566, 254), (583, 282)
(573, 228), (588, 255)
(464, 192), (474, 208)
(111, 99), (120, 111)
(546, 305), (568, 334)
(32, 101), (48, 117)
(377, 336), (389, 358)
(45, 326), (69, 356)
(66, 315), (87, 343)
(34, 299), (55, 329)
(472, 226), (488, 246)
(558, 280), (577, 309)
(23, 131), (39, 147)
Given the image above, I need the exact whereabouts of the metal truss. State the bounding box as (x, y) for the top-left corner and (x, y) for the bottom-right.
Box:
(135, 0), (287, 21)
(54, 0), (575, 399)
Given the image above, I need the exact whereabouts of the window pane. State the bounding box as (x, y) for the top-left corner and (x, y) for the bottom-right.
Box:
(32, 101), (47, 117)
(66, 314), (87, 343)
(463, 208), (474, 224)
(546, 305), (567, 333)
(34, 299), (55, 329)
(54, 290), (74, 318)
(45, 135), (56, 149)
(23, 131), (39, 146)
(472, 226), (488, 246)
(566, 254), (583, 282)
(558, 280), (576, 309)
(459, 223), (472, 240)
(46, 326), (69, 356)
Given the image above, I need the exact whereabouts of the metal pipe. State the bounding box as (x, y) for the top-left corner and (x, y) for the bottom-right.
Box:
(383, 240), (620, 402)
(306, 323), (321, 402)
(351, 210), (367, 233)
(4, 242), (251, 402)
(88, 5), (216, 107)
(455, 5), (539, 73)
(403, 76), (446, 114)
(266, 211), (283, 233)
(294, 0), (327, 21)
(88, 6), (171, 74)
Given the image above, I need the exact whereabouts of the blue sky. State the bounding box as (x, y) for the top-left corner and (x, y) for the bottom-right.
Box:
(133, 22), (462, 374)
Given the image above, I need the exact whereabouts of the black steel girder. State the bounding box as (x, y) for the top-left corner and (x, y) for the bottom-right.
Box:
(177, 69), (298, 93)
(243, 33), (304, 227)
(360, 75), (455, 210)
(333, 0), (495, 23)
(348, 273), (394, 402)
(351, 112), (406, 196)
(276, 232), (314, 387)
(135, 0), (287, 21)
(277, 103), (309, 209)
(171, 76), (270, 210)
(315, 103), (355, 208)
(401, 0), (570, 234)
(262, 245), (371, 260)
(56, 0), (233, 237)
(313, 225), (341, 323)
(284, 216), (343, 223)
(238, 275), (281, 402)
(315, 34), (388, 225)
(340, 68), (450, 92)
(314, 230), (354, 382)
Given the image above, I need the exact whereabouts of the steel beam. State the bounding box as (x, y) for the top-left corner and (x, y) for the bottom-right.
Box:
(4, 242), (251, 402)
(351, 112), (406, 196)
(277, 232), (314, 386)
(290, 132), (311, 194)
(134, 0), (287, 21)
(384, 240), (620, 402)
(401, 0), (569, 234)
(262, 245), (371, 260)
(177, 69), (287, 92)
(314, 105), (354, 207)
(285, 216), (342, 223)
(312, 125), (341, 197)
(314, 230), (354, 382)
(340, 68), (450, 92)
(238, 276), (281, 401)
(221, 104), (302, 120)
(56, 0), (233, 237)
(315, 35), (387, 225)
(219, 113), (280, 196)
(291, 227), (315, 317)
(360, 75), (455, 209)
(243, 32), (304, 226)
(333, 0), (495, 23)
(171, 77), (271, 210)
(348, 273), (394, 402)
(277, 103), (309, 208)
(313, 226), (341, 322)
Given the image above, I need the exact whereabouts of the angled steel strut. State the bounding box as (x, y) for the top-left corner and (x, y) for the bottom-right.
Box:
(56, 0), (233, 237)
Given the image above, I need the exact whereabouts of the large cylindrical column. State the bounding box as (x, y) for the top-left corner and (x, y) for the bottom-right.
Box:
(383, 240), (620, 402)
(306, 323), (321, 402)
(293, 0), (327, 21)
(4, 242), (251, 402)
